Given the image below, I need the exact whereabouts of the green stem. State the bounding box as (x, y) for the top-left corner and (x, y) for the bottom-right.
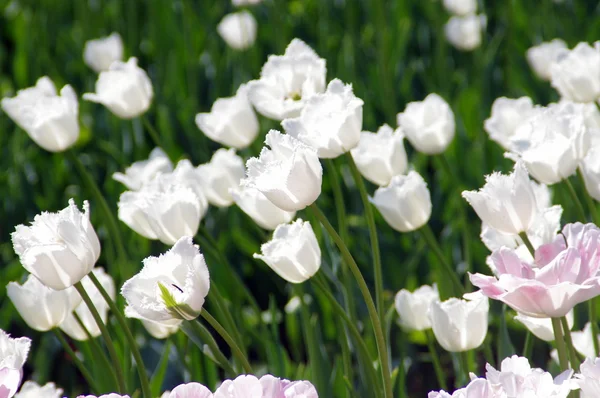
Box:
(180, 319), (236, 375)
(518, 232), (536, 258)
(141, 116), (165, 151)
(458, 351), (470, 386)
(590, 300), (600, 357)
(87, 272), (152, 398)
(74, 282), (127, 393)
(561, 316), (580, 370)
(53, 329), (99, 393)
(426, 330), (448, 391)
(522, 331), (533, 359)
(551, 317), (569, 371)
(309, 203), (393, 398)
(564, 177), (588, 222)
(209, 283), (246, 358)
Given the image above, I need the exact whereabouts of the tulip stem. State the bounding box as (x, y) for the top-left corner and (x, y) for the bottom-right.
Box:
(561, 316), (580, 370)
(426, 330), (448, 391)
(518, 232), (536, 257)
(590, 300), (600, 357)
(551, 317), (570, 371)
(522, 331), (533, 359)
(309, 203), (393, 398)
(87, 272), (152, 398)
(53, 329), (99, 393)
(458, 351), (470, 386)
(74, 282), (127, 394)
(564, 177), (588, 222)
(180, 319), (236, 375)
(141, 116), (165, 153)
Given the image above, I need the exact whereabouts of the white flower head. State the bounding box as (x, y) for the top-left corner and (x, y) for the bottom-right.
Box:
(217, 11), (257, 50)
(444, 15), (486, 52)
(14, 381), (63, 398)
(514, 310), (573, 342)
(394, 284), (439, 332)
(230, 185), (296, 230)
(526, 39), (568, 81)
(141, 319), (180, 340)
(196, 149), (245, 207)
(484, 97), (536, 150)
(232, 0), (262, 5)
(575, 357), (600, 396)
(442, 0), (477, 16)
(550, 41), (600, 103)
(112, 147), (173, 191)
(0, 330), (31, 397)
(83, 32), (124, 73)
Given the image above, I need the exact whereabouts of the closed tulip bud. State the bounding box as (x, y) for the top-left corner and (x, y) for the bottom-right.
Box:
(1, 76), (79, 152)
(429, 292), (489, 352)
(0, 330), (31, 398)
(254, 219), (321, 283)
(14, 381), (63, 398)
(370, 171), (432, 232)
(581, 146), (600, 201)
(282, 79), (364, 158)
(514, 311), (573, 342)
(551, 42), (600, 103)
(350, 124), (408, 186)
(397, 93), (455, 155)
(442, 0), (477, 16)
(394, 284), (439, 332)
(113, 147), (173, 190)
(484, 97), (536, 150)
(7, 275), (81, 332)
(121, 236), (210, 324)
(231, 186), (296, 230)
(217, 11), (257, 50)
(141, 319), (180, 340)
(195, 84), (259, 149)
(11, 199), (100, 291)
(242, 130), (322, 212)
(196, 149), (245, 207)
(526, 39), (568, 81)
(83, 57), (153, 119)
(444, 15), (486, 52)
(83, 33), (123, 73)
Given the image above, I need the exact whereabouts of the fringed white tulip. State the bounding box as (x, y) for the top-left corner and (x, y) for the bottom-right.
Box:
(514, 311), (573, 342)
(217, 11), (257, 50)
(254, 219), (321, 283)
(484, 96), (535, 150)
(444, 15), (486, 52)
(196, 149), (245, 207)
(113, 147), (173, 190)
(1, 76), (79, 152)
(442, 0), (477, 16)
(550, 42), (600, 103)
(0, 330), (31, 398)
(83, 57), (153, 119)
(14, 381), (63, 398)
(282, 79), (363, 158)
(394, 284), (439, 332)
(141, 320), (180, 340)
(83, 32), (124, 73)
(230, 186), (296, 230)
(526, 39), (568, 81)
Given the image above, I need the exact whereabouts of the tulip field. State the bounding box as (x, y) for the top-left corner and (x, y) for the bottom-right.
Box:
(3, 0), (600, 397)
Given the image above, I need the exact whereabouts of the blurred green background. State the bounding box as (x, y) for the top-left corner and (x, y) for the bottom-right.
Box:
(1, 0), (600, 396)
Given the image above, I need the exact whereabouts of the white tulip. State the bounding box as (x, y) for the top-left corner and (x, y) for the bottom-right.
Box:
(113, 147), (173, 190)
(195, 84), (259, 149)
(196, 149), (245, 207)
(282, 79), (363, 158)
(217, 11), (257, 50)
(429, 293), (489, 352)
(0, 330), (31, 398)
(526, 39), (568, 81)
(121, 236), (210, 325)
(442, 0), (477, 16)
(141, 319), (180, 339)
(7, 275), (81, 332)
(484, 97), (536, 150)
(254, 219), (320, 283)
(83, 32), (124, 73)
(571, 323), (600, 360)
(59, 268), (115, 341)
(83, 57), (153, 119)
(230, 186), (296, 230)
(581, 146), (600, 201)
(232, 0), (261, 5)
(1, 76), (79, 152)
(394, 284), (439, 332)
(550, 42), (600, 103)
(248, 38), (326, 120)
(351, 124), (408, 186)
(575, 357), (600, 397)
(14, 381), (63, 398)
(242, 130), (322, 212)
(444, 15), (486, 52)
(397, 93), (455, 155)
(11, 199), (101, 291)
(370, 171), (432, 232)
(514, 311), (573, 342)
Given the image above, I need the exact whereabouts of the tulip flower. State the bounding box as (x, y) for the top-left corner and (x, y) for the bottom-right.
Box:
(575, 357), (600, 396)
(514, 311), (573, 342)
(444, 15), (486, 52)
(394, 284), (439, 332)
(370, 171), (432, 233)
(550, 42), (600, 103)
(396, 93), (455, 155)
(7, 275), (81, 332)
(350, 124), (408, 186)
(581, 146), (600, 201)
(77, 395), (129, 398)
(141, 319), (180, 340)
(11, 199), (100, 290)
(484, 97), (536, 151)
(282, 79), (364, 158)
(242, 130), (322, 212)
(168, 383), (213, 398)
(471, 223), (600, 318)
(121, 236), (210, 325)
(230, 186), (296, 230)
(113, 147), (173, 190)
(1, 76), (79, 152)
(254, 219), (321, 283)
(196, 149), (245, 207)
(0, 330), (31, 398)
(14, 381), (63, 398)
(248, 38), (326, 120)
(195, 84), (259, 149)
(83, 32), (124, 73)
(83, 57), (153, 119)
(526, 39), (568, 81)
(429, 292), (489, 352)
(570, 323), (600, 359)
(428, 379), (493, 398)
(232, 0), (261, 5)
(217, 11), (257, 50)
(442, 0), (477, 16)
(214, 375), (318, 398)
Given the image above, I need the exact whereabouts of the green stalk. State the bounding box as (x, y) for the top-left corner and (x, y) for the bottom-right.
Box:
(518, 232), (536, 257)
(426, 330), (448, 391)
(53, 329), (99, 393)
(522, 331), (533, 359)
(564, 177), (588, 222)
(180, 319), (235, 375)
(309, 203), (393, 398)
(458, 351), (470, 386)
(551, 318), (569, 371)
(561, 316), (580, 370)
(141, 117), (165, 151)
(209, 282), (246, 357)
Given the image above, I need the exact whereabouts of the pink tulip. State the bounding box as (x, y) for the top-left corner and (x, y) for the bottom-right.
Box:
(169, 383), (213, 398)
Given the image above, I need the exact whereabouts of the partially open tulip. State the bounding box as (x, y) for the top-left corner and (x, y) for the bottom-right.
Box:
(14, 381), (63, 398)
(83, 32), (124, 73)
(196, 149), (245, 207)
(230, 186), (296, 230)
(370, 171), (432, 232)
(444, 15), (486, 52)
(394, 284), (439, 332)
(550, 42), (600, 103)
(514, 311), (573, 342)
(526, 39), (568, 81)
(121, 236), (210, 325)
(113, 147), (173, 190)
(484, 97), (536, 150)
(282, 79), (363, 158)
(397, 93), (455, 155)
(11, 199), (100, 290)
(195, 84), (259, 149)
(217, 11), (257, 50)
(242, 130), (322, 212)
(83, 57), (153, 119)
(442, 0), (477, 16)
(254, 219), (321, 283)
(141, 319), (180, 340)
(0, 330), (31, 398)
(1, 76), (79, 152)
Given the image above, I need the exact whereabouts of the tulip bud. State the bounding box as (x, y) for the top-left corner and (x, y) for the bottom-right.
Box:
(429, 293), (489, 352)
(0, 330), (31, 398)
(141, 319), (180, 340)
(254, 219), (321, 283)
(581, 146), (600, 201)
(370, 171), (432, 232)
(442, 0), (477, 16)
(196, 149), (245, 207)
(83, 57), (153, 119)
(14, 381), (63, 398)
(350, 124), (408, 186)
(1, 76), (79, 152)
(217, 11), (257, 50)
(282, 79), (364, 158)
(550, 42), (600, 103)
(394, 284), (439, 332)
(230, 186), (296, 230)
(113, 147), (173, 190)
(11, 199), (101, 291)
(195, 84), (259, 149)
(121, 236), (210, 325)
(484, 97), (535, 151)
(526, 39), (568, 81)
(83, 32), (124, 73)
(242, 130), (323, 212)
(444, 15), (486, 52)
(514, 311), (573, 342)
(397, 93), (455, 155)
